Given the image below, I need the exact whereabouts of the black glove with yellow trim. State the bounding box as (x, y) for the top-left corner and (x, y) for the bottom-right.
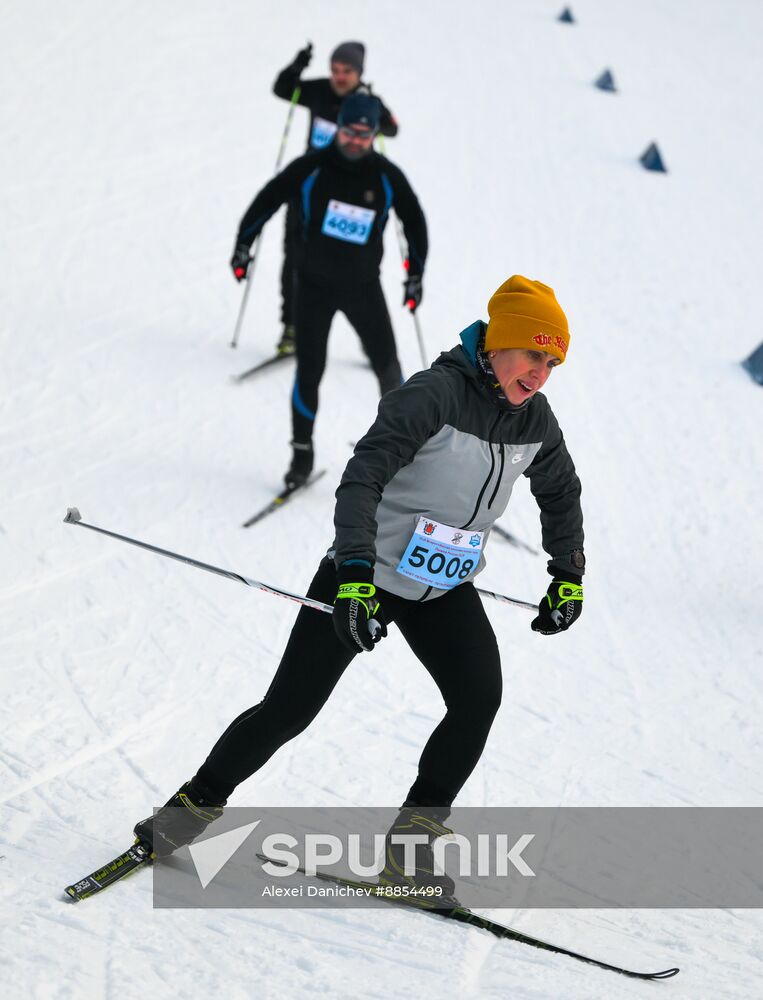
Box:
(332, 564), (387, 653)
(531, 576), (583, 635)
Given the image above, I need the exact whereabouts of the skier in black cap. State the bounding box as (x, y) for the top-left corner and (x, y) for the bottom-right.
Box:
(231, 91), (427, 489)
(272, 41), (399, 356)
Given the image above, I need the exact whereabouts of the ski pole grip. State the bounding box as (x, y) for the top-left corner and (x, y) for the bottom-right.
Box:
(369, 618), (381, 639)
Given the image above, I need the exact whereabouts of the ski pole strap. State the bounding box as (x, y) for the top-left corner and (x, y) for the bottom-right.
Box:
(547, 581), (584, 608)
(335, 581), (378, 614)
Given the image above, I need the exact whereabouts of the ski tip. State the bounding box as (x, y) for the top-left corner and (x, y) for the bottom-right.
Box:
(64, 507), (82, 524)
(650, 968), (680, 979)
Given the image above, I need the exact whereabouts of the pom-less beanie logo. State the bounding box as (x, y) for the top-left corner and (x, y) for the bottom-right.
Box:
(533, 332), (568, 355)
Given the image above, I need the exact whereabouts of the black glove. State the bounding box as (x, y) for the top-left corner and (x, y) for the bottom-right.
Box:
(230, 243), (251, 282)
(332, 564), (388, 653)
(291, 43), (313, 74)
(531, 577), (583, 635)
(403, 272), (423, 312)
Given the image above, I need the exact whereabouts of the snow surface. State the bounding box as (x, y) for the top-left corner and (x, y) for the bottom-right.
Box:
(2, 0), (762, 997)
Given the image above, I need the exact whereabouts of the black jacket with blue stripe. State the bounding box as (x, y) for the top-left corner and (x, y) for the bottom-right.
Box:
(331, 322), (584, 601)
(235, 144), (427, 285)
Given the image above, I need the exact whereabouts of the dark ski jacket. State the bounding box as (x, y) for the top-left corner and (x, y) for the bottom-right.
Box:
(273, 65), (398, 151)
(331, 322), (585, 601)
(236, 145), (427, 285)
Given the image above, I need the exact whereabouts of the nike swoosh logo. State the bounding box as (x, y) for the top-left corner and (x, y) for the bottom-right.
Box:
(511, 454), (524, 464)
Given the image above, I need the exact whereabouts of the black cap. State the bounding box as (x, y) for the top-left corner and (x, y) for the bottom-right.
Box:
(337, 92), (381, 130)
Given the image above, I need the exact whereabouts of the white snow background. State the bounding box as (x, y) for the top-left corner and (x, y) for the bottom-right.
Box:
(2, 0), (762, 997)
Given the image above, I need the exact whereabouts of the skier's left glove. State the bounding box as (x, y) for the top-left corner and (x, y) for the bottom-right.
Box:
(230, 243), (252, 282)
(403, 272), (423, 312)
(290, 43), (313, 74)
(333, 564), (388, 654)
(531, 577), (583, 635)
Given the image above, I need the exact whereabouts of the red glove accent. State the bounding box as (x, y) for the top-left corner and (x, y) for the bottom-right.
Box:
(406, 298), (416, 311)
(234, 267), (246, 280)
(403, 258), (410, 271)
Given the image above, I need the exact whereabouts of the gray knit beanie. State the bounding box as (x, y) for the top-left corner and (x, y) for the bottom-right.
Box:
(330, 41), (365, 74)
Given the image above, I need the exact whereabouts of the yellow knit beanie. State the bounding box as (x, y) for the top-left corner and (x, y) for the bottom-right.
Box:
(485, 275), (570, 363)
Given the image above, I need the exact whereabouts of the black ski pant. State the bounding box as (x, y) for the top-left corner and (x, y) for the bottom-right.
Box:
(197, 558), (503, 808)
(279, 199), (300, 326)
(291, 274), (403, 446)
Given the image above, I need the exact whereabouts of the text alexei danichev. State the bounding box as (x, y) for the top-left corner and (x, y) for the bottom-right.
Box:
(261, 884), (373, 898)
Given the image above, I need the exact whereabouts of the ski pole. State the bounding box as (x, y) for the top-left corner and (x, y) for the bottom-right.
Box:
(62, 508), (538, 617)
(407, 287), (428, 372)
(229, 81), (303, 349)
(492, 522), (540, 556)
(64, 507), (333, 617)
(376, 135), (428, 370)
(274, 82), (302, 174)
(229, 237), (261, 349)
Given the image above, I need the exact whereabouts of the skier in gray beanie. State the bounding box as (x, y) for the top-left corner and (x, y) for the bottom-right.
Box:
(331, 40), (365, 74)
(271, 41), (399, 357)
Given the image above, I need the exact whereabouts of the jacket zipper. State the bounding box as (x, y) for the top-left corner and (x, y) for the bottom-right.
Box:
(487, 443), (505, 508)
(420, 414), (502, 602)
(459, 413), (501, 529)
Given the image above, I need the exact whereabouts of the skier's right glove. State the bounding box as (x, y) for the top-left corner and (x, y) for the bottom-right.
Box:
(230, 243), (251, 282)
(403, 272), (423, 313)
(291, 43), (313, 74)
(333, 564), (388, 653)
(531, 577), (584, 635)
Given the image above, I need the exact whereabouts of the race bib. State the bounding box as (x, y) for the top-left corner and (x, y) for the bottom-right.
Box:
(321, 199), (376, 245)
(310, 116), (337, 149)
(396, 518), (483, 591)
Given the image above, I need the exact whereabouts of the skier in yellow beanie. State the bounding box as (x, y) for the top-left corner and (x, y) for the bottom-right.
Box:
(486, 275), (570, 363)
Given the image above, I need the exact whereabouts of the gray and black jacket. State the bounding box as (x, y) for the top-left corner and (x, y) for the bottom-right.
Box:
(331, 321), (584, 601)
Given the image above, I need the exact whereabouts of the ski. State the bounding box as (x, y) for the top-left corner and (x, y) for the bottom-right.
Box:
(242, 469), (327, 528)
(64, 841), (152, 902)
(256, 855), (679, 981)
(492, 522), (539, 555)
(231, 352), (294, 383)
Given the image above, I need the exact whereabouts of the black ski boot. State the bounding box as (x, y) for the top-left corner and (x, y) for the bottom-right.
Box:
(276, 324), (296, 357)
(285, 441), (314, 489)
(379, 806), (459, 908)
(133, 780), (226, 859)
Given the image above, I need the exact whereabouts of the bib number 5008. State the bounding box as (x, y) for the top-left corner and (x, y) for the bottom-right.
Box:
(406, 545), (474, 580)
